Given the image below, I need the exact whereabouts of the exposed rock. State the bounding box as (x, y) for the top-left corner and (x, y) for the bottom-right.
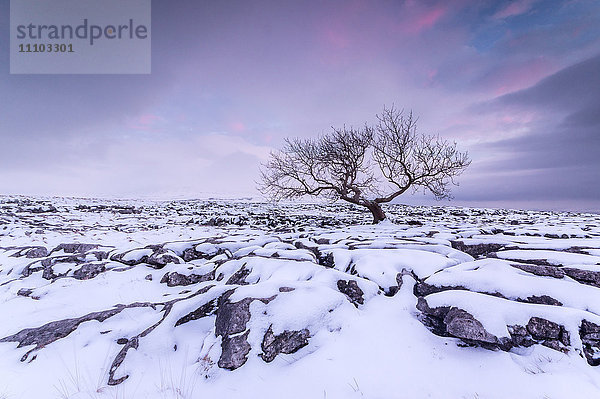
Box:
(110, 252), (142, 266)
(41, 255), (86, 267)
(407, 220), (423, 226)
(203, 217), (228, 227)
(510, 263), (565, 279)
(415, 282), (456, 297)
(505, 258), (556, 267)
(106, 290), (211, 385)
(73, 263), (106, 280)
(581, 320), (600, 341)
(527, 317), (560, 340)
(0, 308), (123, 362)
(218, 332), (251, 370)
(580, 320), (600, 366)
(25, 247), (48, 258)
(444, 308), (498, 344)
(451, 241), (504, 258)
(318, 252), (335, 268)
(4, 196), (600, 394)
(337, 280), (364, 306)
(226, 265), (251, 285)
(418, 299), (572, 355)
(260, 325), (310, 362)
(181, 245), (223, 262)
(416, 297), (453, 337)
(525, 295), (562, 306)
(146, 249), (181, 269)
(214, 292), (254, 370)
(42, 266), (57, 280)
(90, 251), (110, 261)
(293, 241), (320, 261)
(563, 268), (600, 288)
(526, 317), (570, 351)
(175, 299), (217, 326)
(112, 247), (180, 269)
(160, 270), (215, 287)
(215, 292), (253, 337)
(214, 290), (276, 370)
(52, 243), (99, 254)
(17, 288), (33, 297)
(507, 325), (534, 348)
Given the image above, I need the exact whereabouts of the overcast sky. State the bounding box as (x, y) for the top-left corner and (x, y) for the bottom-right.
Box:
(1, 0), (599, 211)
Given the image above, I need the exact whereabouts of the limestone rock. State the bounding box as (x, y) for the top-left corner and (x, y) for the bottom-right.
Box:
(260, 325), (310, 363)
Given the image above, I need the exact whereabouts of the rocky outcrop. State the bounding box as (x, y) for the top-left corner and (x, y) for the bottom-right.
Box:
(175, 299), (218, 326)
(525, 295), (563, 306)
(51, 243), (100, 254)
(318, 252), (335, 268)
(73, 263), (107, 280)
(160, 270), (215, 287)
(444, 308), (499, 345)
(260, 325), (310, 362)
(16, 288), (33, 297)
(417, 298), (572, 354)
(214, 290), (276, 370)
(450, 241), (504, 258)
(510, 263), (565, 279)
(0, 308), (124, 362)
(526, 317), (570, 352)
(2, 196), (600, 396)
(563, 268), (600, 288)
(416, 299), (499, 347)
(111, 246), (181, 269)
(225, 265), (251, 285)
(580, 320), (600, 366)
(219, 332), (252, 370)
(337, 280), (364, 306)
(25, 247), (48, 258)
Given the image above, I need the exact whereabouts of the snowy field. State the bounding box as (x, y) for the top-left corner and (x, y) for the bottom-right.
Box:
(1, 196), (600, 399)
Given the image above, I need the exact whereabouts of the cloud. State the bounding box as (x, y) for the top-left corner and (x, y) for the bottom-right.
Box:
(496, 54), (600, 111)
(0, 133), (271, 198)
(458, 54), (600, 206)
(492, 0), (537, 19)
(1, 0), (599, 211)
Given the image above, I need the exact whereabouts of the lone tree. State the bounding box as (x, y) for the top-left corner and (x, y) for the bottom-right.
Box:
(259, 106), (471, 223)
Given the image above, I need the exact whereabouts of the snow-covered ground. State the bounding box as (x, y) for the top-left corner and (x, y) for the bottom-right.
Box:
(1, 196), (600, 399)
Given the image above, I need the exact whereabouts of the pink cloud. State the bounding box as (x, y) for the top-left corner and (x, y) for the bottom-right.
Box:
(425, 68), (438, 86)
(403, 5), (447, 34)
(324, 28), (351, 49)
(230, 121), (246, 133)
(127, 113), (164, 131)
(493, 0), (536, 19)
(491, 58), (555, 96)
(138, 114), (161, 125)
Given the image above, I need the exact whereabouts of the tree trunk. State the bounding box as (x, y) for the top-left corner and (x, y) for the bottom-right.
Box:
(366, 201), (386, 224)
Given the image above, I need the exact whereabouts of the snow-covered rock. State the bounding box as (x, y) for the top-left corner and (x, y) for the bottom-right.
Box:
(1, 196), (600, 398)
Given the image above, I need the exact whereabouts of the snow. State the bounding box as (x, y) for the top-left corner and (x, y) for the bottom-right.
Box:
(1, 196), (600, 398)
(328, 248), (459, 289)
(424, 259), (600, 315)
(496, 249), (600, 266)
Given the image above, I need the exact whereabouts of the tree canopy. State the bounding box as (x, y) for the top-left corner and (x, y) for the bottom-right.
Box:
(259, 106), (471, 223)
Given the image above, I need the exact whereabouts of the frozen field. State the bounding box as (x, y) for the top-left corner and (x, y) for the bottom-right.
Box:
(1, 196), (600, 399)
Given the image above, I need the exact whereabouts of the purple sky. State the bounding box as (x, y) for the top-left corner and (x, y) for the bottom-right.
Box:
(1, 0), (599, 211)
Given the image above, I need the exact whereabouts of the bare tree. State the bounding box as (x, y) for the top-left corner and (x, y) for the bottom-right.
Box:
(259, 106), (471, 223)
